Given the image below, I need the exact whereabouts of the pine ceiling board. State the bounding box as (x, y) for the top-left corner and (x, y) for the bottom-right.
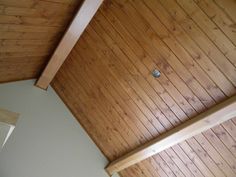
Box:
(176, 0), (236, 66)
(194, 0), (236, 47)
(0, 0), (78, 8)
(144, 0), (236, 97)
(222, 119), (236, 141)
(0, 58), (52, 83)
(214, 0), (236, 23)
(159, 0), (236, 87)
(49, 0), (236, 176)
(0, 0), (82, 83)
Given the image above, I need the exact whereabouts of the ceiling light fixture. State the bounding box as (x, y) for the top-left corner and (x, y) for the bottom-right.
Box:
(152, 69), (161, 78)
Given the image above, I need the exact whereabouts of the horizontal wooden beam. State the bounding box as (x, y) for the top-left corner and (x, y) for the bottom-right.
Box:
(106, 95), (236, 176)
(0, 108), (19, 126)
(35, 0), (104, 89)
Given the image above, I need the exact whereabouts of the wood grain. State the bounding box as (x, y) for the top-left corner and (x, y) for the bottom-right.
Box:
(36, 0), (104, 89)
(52, 0), (236, 176)
(0, 108), (19, 126)
(0, 0), (82, 83)
(1, 0), (236, 176)
(106, 95), (236, 175)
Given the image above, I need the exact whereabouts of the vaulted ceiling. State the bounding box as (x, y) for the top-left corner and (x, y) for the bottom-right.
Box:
(0, 0), (83, 82)
(1, 0), (236, 177)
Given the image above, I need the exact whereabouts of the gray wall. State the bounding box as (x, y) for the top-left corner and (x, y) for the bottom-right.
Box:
(0, 80), (113, 177)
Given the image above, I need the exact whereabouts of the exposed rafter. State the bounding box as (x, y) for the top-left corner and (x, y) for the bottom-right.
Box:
(36, 0), (104, 89)
(106, 95), (236, 176)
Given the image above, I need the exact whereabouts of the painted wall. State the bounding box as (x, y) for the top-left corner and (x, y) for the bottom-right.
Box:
(0, 80), (114, 177)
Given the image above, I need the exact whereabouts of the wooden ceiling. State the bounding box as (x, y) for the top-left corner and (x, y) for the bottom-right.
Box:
(0, 0), (82, 83)
(1, 0), (236, 176)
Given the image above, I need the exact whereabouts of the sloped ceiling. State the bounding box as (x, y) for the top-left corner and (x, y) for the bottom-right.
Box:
(1, 0), (236, 177)
(0, 0), (82, 82)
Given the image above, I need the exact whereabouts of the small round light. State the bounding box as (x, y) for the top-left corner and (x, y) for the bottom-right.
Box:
(152, 69), (161, 78)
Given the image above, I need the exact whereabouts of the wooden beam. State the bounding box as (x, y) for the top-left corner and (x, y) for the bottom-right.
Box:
(0, 108), (19, 148)
(106, 95), (236, 176)
(35, 0), (104, 89)
(0, 108), (19, 126)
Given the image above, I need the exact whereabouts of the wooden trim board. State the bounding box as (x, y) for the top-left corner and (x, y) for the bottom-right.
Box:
(0, 108), (19, 148)
(35, 0), (104, 89)
(0, 108), (19, 126)
(106, 95), (236, 176)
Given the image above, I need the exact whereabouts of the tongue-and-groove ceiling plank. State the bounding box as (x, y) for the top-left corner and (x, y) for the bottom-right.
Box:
(52, 0), (236, 176)
(1, 0), (236, 176)
(0, 0), (82, 83)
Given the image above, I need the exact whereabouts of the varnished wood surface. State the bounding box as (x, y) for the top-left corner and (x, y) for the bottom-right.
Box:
(0, 108), (19, 126)
(36, 0), (104, 89)
(0, 0), (82, 83)
(106, 96), (236, 175)
(52, 0), (236, 176)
